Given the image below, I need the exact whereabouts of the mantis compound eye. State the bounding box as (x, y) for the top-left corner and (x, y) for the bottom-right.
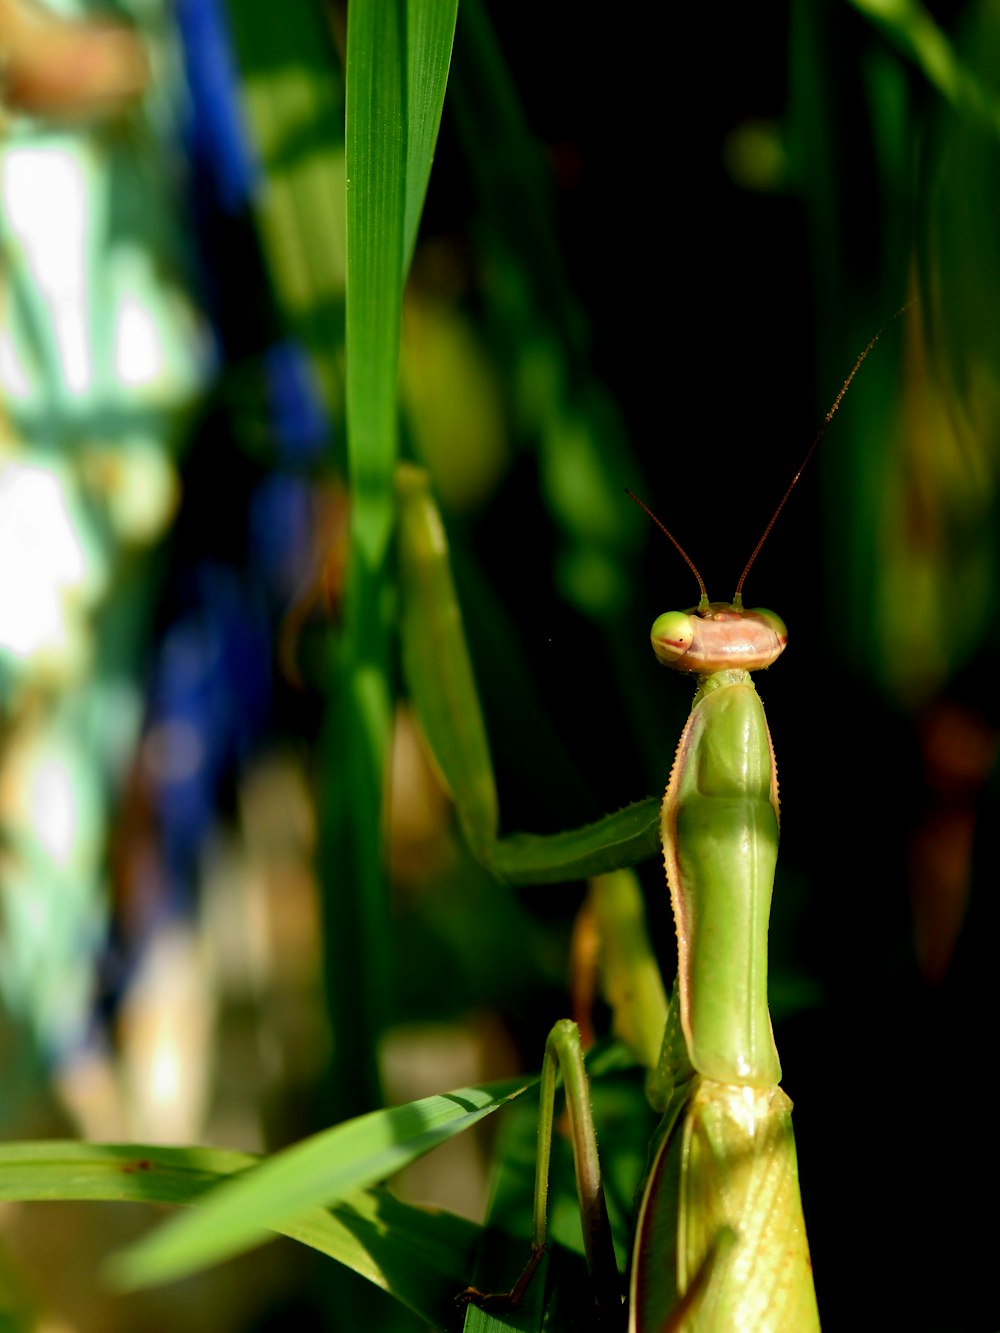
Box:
(747, 607), (788, 647)
(650, 611), (695, 667)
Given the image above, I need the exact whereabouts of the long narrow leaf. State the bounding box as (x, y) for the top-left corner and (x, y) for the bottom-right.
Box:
(398, 463), (500, 862)
(323, 0), (459, 1123)
(0, 1142), (482, 1327)
(108, 1080), (527, 1289)
(490, 799), (661, 885)
(849, 0), (1000, 137)
(321, 0), (409, 1118)
(404, 0), (459, 273)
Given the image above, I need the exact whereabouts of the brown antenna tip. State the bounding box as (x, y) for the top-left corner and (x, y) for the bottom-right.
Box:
(732, 302), (912, 603)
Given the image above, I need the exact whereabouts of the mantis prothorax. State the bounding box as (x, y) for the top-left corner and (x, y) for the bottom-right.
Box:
(399, 318), (899, 1332)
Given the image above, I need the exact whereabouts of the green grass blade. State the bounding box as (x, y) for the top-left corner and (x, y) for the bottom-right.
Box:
(287, 1185), (479, 1325)
(398, 464), (500, 861)
(398, 465), (661, 881)
(108, 1080), (527, 1290)
(323, 0), (460, 1121)
(590, 870), (669, 1072)
(849, 0), (1000, 137)
(345, 0), (405, 543)
(322, 0), (406, 1120)
(404, 0), (459, 274)
(491, 798), (661, 885)
(462, 1288), (546, 1333)
(0, 1142), (482, 1326)
(222, 0), (347, 414)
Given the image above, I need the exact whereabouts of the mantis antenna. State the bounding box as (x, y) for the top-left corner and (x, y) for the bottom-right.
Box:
(629, 305), (911, 611)
(625, 488), (710, 613)
(732, 303), (912, 604)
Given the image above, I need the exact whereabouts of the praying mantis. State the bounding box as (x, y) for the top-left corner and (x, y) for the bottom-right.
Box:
(400, 323), (898, 1331)
(91, 324), (898, 1321)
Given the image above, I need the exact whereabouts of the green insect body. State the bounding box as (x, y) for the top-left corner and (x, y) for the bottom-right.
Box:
(397, 464), (832, 1331)
(629, 602), (819, 1332)
(395, 323), (901, 1329)
(654, 603), (786, 1088)
(631, 1080), (816, 1331)
(664, 667), (780, 1087)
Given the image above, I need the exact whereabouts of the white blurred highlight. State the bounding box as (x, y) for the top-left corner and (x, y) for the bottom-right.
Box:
(114, 282), (165, 388)
(2, 146), (91, 395)
(0, 458), (103, 676)
(120, 924), (214, 1144)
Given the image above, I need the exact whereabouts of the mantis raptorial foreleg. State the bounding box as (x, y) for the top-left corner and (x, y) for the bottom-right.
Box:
(397, 464), (664, 889)
(456, 1019), (622, 1326)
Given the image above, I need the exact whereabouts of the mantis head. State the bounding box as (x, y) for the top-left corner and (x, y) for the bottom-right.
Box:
(624, 489), (788, 676)
(650, 604), (787, 675)
(632, 308), (909, 678)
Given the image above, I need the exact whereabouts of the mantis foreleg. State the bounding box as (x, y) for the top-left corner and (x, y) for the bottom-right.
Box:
(457, 1018), (624, 1329)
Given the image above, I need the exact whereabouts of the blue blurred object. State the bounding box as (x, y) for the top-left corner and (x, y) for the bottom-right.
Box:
(136, 1), (329, 926)
(264, 341), (329, 462)
(175, 0), (259, 212)
(248, 470), (316, 601)
(145, 564), (271, 912)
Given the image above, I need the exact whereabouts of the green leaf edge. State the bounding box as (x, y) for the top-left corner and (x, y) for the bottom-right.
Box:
(104, 1079), (528, 1289)
(0, 1141), (479, 1328)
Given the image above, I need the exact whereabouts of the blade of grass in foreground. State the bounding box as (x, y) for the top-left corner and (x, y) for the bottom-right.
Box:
(0, 1142), (481, 1327)
(403, 0), (459, 274)
(322, 0), (459, 1123)
(319, 0), (408, 1121)
(107, 1080), (527, 1289)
